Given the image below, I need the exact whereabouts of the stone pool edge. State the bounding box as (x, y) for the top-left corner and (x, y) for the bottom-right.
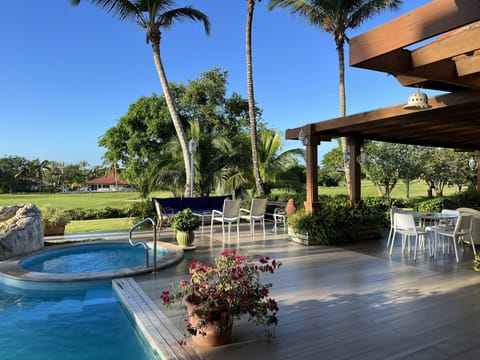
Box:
(113, 277), (203, 360)
(0, 241), (183, 286)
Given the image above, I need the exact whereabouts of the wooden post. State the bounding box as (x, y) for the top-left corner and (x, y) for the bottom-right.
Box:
(476, 151), (480, 191)
(347, 137), (363, 207)
(303, 125), (320, 213)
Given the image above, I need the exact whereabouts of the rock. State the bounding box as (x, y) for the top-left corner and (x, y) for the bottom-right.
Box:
(0, 204), (43, 260)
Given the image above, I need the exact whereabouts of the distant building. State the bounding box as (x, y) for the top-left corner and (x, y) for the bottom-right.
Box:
(86, 169), (133, 192)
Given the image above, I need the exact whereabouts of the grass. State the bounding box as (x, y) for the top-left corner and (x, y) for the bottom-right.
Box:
(65, 218), (138, 234)
(0, 191), (170, 209)
(1, 182), (459, 234)
(318, 180), (458, 198)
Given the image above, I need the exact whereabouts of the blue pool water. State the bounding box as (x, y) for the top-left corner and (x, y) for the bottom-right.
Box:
(0, 283), (160, 360)
(20, 243), (167, 274)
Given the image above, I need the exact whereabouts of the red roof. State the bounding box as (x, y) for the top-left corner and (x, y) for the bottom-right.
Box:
(87, 169), (130, 186)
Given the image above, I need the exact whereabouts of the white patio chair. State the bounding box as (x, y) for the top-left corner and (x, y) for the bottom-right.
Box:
(387, 208), (407, 249)
(457, 207), (480, 250)
(273, 207), (287, 233)
(434, 214), (474, 263)
(240, 198), (267, 236)
(390, 212), (429, 261)
(210, 199), (241, 239)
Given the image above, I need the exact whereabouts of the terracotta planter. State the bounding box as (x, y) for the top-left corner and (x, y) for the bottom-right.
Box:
(176, 230), (195, 247)
(286, 198), (296, 216)
(185, 296), (233, 347)
(43, 225), (66, 236)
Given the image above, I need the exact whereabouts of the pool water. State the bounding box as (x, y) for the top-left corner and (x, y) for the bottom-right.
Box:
(0, 284), (160, 360)
(20, 243), (167, 274)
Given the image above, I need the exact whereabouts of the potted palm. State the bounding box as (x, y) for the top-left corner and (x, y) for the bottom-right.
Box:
(168, 209), (202, 248)
(161, 248), (282, 347)
(41, 206), (72, 236)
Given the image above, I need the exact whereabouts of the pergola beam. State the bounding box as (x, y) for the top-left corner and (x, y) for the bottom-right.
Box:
(350, 0), (480, 67)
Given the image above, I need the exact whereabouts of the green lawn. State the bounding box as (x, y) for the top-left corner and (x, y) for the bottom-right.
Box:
(0, 182), (459, 234)
(0, 191), (170, 209)
(65, 217), (137, 233)
(318, 180), (458, 198)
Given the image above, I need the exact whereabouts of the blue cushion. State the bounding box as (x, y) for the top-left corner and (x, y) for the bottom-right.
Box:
(182, 197), (208, 212)
(152, 197), (182, 213)
(208, 195), (231, 211)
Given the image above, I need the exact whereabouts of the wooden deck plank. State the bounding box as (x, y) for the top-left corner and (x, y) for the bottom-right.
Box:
(125, 227), (480, 359)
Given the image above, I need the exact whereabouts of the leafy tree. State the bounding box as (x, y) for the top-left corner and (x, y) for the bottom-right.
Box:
(319, 143), (344, 186)
(450, 151), (475, 192)
(362, 141), (402, 198)
(268, 0), (402, 193)
(419, 148), (472, 197)
(99, 69), (256, 197)
(396, 144), (423, 198)
(0, 156), (31, 193)
(71, 0), (210, 197)
(180, 68), (254, 138)
(245, 0), (264, 195)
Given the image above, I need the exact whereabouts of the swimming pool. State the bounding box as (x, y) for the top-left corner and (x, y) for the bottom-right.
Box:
(0, 283), (160, 360)
(0, 240), (186, 359)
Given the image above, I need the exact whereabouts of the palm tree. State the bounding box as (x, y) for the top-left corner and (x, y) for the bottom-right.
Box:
(147, 120), (233, 197)
(257, 129), (305, 194)
(268, 0), (401, 192)
(70, 0), (210, 197)
(224, 129), (305, 195)
(246, 0), (264, 196)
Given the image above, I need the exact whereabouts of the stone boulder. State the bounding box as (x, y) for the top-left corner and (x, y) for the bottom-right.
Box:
(0, 204), (43, 260)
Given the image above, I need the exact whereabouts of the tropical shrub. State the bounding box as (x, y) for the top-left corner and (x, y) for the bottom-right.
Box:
(41, 206), (72, 227)
(287, 197), (387, 245)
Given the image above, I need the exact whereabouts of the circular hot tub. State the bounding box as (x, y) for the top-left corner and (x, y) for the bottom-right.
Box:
(0, 241), (183, 289)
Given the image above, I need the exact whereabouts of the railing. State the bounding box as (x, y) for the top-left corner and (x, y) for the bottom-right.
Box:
(128, 217), (158, 273)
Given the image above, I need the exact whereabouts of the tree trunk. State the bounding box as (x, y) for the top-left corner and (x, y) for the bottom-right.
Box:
(405, 180), (410, 199)
(246, 0), (264, 196)
(151, 43), (191, 197)
(337, 43), (350, 192)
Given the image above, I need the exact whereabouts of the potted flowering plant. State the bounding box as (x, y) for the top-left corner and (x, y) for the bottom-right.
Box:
(161, 248), (282, 347)
(168, 209), (202, 247)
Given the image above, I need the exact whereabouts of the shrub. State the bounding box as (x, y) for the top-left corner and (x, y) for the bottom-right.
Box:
(41, 206), (72, 227)
(287, 197), (387, 245)
(126, 200), (155, 221)
(168, 209), (202, 232)
(416, 198), (443, 212)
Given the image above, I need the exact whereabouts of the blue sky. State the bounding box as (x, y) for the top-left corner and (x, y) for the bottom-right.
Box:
(0, 0), (435, 167)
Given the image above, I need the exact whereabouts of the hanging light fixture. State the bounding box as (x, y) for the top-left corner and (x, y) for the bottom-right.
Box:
(469, 156), (478, 171)
(356, 152), (368, 165)
(298, 129), (308, 145)
(403, 89), (431, 110)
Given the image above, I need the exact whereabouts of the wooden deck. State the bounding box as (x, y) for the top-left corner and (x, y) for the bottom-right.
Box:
(134, 224), (480, 360)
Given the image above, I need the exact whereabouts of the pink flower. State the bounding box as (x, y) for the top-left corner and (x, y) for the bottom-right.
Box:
(220, 249), (230, 257)
(161, 248), (282, 340)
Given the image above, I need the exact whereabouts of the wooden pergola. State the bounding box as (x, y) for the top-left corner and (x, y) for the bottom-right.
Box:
(285, 0), (480, 212)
